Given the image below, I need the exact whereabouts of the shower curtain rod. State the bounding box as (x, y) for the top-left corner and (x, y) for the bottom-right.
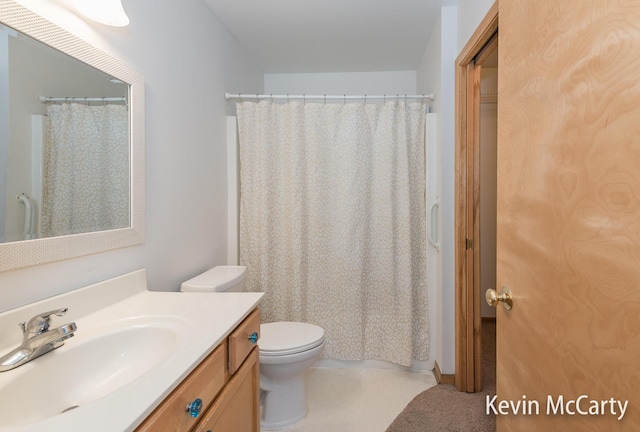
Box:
(225, 92), (435, 102)
(38, 96), (127, 103)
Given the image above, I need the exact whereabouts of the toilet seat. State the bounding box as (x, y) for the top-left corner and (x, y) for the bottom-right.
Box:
(259, 322), (325, 357)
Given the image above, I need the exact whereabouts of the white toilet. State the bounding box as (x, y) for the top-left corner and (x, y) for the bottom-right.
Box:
(180, 266), (325, 430)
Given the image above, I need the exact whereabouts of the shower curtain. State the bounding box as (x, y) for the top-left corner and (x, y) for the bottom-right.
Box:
(237, 100), (428, 366)
(41, 103), (129, 238)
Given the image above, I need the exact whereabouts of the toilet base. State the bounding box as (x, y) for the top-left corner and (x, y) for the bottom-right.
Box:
(258, 330), (325, 430)
(260, 376), (307, 430)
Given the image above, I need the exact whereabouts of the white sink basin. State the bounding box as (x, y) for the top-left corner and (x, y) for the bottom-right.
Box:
(0, 316), (191, 427)
(0, 269), (263, 432)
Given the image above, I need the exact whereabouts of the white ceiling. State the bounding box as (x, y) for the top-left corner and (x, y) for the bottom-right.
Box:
(204, 0), (457, 74)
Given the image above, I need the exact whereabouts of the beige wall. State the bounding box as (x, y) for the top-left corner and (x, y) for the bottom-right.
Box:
(264, 71), (417, 95)
(457, 0), (496, 54)
(417, 6), (457, 374)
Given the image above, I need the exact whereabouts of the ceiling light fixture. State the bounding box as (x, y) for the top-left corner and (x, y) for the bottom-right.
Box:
(74, 0), (130, 27)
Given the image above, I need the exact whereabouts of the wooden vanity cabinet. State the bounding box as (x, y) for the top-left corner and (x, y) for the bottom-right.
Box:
(193, 348), (259, 432)
(135, 309), (260, 432)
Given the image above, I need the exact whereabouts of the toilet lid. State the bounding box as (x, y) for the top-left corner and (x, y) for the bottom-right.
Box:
(259, 322), (325, 356)
(180, 266), (246, 292)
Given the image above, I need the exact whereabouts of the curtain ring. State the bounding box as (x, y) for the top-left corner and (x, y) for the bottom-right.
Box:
(304, 94), (306, 105)
(364, 94), (367, 104)
(324, 94), (327, 105)
(344, 94), (346, 105)
(287, 94), (290, 103)
(384, 94), (386, 103)
(405, 94), (408, 103)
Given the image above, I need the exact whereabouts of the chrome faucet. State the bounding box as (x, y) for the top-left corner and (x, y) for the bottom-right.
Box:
(0, 308), (77, 372)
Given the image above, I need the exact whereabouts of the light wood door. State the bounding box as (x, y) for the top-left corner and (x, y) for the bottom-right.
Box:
(496, 1), (640, 430)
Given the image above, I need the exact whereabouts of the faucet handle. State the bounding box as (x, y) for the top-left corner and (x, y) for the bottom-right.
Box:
(20, 308), (69, 338)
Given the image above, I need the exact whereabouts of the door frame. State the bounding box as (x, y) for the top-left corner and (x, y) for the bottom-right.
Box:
(454, 1), (498, 393)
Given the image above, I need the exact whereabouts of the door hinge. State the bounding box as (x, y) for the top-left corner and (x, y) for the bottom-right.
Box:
(466, 239), (474, 250)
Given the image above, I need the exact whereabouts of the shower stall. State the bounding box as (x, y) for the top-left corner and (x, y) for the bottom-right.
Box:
(226, 97), (442, 371)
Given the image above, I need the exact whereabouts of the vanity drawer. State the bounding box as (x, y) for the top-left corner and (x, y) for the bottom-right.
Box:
(228, 308), (260, 374)
(135, 343), (229, 432)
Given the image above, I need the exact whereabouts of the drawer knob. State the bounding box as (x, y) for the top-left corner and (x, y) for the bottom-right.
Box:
(186, 398), (203, 418)
(248, 331), (259, 344)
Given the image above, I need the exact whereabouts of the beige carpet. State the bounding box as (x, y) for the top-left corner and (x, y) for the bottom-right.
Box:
(385, 321), (496, 432)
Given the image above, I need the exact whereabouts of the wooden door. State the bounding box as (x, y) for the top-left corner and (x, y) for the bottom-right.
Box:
(496, 1), (640, 430)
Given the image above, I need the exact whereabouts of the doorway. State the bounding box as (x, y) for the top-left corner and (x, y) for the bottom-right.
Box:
(454, 2), (498, 393)
(478, 47), (498, 396)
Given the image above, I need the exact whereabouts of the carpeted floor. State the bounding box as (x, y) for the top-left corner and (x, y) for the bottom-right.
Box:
(385, 321), (496, 432)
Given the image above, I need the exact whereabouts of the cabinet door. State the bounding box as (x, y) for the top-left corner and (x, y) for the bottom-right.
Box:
(135, 344), (229, 432)
(194, 348), (260, 432)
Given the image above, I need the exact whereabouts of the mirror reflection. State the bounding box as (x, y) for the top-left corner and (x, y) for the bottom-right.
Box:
(0, 24), (130, 244)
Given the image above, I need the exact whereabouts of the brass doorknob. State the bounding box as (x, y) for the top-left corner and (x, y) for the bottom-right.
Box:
(485, 287), (513, 310)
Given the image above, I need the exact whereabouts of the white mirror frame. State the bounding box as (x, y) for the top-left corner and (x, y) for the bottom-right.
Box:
(0, 0), (145, 271)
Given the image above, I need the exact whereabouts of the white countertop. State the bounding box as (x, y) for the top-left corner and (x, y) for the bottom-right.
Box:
(0, 269), (263, 432)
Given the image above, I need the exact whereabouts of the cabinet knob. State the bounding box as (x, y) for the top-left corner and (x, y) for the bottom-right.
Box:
(248, 331), (258, 344)
(186, 398), (203, 418)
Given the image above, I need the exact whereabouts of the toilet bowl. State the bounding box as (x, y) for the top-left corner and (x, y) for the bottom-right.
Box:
(180, 266), (325, 430)
(259, 321), (325, 430)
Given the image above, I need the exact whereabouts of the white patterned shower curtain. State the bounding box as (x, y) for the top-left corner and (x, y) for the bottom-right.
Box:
(237, 100), (428, 366)
(41, 103), (129, 238)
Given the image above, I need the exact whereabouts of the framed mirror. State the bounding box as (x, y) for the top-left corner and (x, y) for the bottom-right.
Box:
(0, 0), (144, 271)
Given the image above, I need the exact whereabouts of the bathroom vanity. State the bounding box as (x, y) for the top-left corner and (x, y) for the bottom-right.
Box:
(0, 270), (263, 432)
(136, 309), (261, 431)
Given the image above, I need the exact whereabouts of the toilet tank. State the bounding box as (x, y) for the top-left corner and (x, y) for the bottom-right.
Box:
(180, 266), (247, 293)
